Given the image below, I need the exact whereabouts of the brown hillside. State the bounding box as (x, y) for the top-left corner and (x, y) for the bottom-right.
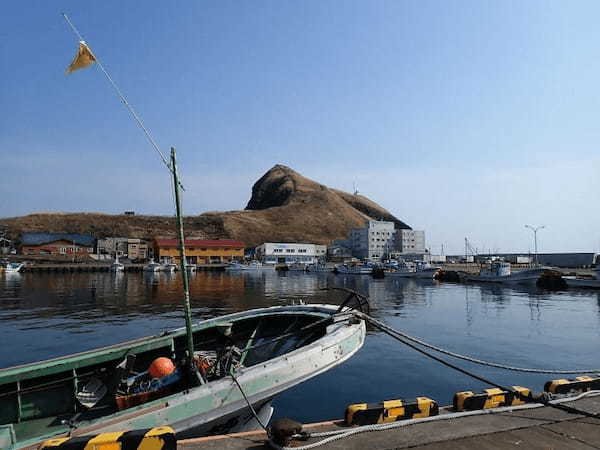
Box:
(1, 165), (410, 247)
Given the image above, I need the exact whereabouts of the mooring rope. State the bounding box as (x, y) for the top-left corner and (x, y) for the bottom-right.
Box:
(268, 309), (600, 450)
(230, 371), (269, 433)
(267, 391), (600, 450)
(355, 312), (600, 375)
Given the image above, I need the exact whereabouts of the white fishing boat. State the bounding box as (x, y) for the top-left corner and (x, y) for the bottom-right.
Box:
(143, 259), (162, 272)
(163, 263), (178, 273)
(186, 264), (197, 272)
(287, 262), (308, 272)
(336, 263), (373, 275)
(386, 261), (439, 279)
(226, 261), (275, 271)
(464, 261), (548, 285)
(110, 254), (124, 272)
(306, 263), (333, 273)
(3, 262), (24, 273)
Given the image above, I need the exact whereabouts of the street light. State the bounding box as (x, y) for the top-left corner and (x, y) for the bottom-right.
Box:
(525, 224), (545, 265)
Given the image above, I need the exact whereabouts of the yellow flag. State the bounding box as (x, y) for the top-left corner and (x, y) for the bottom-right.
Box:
(65, 41), (96, 74)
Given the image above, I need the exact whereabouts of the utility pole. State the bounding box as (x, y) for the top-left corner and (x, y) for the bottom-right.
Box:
(525, 224), (545, 265)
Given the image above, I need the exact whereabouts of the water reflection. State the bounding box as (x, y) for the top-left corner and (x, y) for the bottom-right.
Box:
(2, 270), (600, 421)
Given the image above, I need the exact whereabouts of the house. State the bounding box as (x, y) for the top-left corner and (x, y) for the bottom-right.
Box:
(255, 243), (325, 264)
(96, 237), (150, 261)
(127, 239), (149, 261)
(96, 237), (129, 257)
(153, 239), (245, 264)
(0, 237), (12, 255)
(20, 233), (95, 256)
(327, 243), (353, 262)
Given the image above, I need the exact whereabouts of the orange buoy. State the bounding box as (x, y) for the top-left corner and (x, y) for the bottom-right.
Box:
(148, 357), (175, 378)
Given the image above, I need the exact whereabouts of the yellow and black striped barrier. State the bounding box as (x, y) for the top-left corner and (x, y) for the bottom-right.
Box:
(453, 386), (530, 412)
(39, 426), (176, 450)
(345, 397), (438, 426)
(545, 376), (600, 394)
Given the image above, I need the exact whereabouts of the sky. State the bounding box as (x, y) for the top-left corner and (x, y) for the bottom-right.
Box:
(1, 1), (599, 254)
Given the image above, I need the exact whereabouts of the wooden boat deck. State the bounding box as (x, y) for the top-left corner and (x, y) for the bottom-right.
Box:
(178, 394), (600, 449)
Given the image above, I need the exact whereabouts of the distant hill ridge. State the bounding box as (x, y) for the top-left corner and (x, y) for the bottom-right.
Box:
(1, 165), (410, 247)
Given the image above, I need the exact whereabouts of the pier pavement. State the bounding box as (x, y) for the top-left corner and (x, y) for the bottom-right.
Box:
(178, 395), (600, 449)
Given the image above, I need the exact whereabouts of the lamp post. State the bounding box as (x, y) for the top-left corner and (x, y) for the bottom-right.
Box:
(525, 224), (545, 265)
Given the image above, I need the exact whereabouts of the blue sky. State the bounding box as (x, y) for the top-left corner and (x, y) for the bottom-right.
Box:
(1, 1), (598, 254)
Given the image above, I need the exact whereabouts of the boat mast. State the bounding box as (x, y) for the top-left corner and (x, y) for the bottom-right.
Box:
(170, 147), (198, 378)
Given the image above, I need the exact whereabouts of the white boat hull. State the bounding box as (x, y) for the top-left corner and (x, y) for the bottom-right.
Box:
(4, 263), (24, 273)
(226, 265), (275, 271)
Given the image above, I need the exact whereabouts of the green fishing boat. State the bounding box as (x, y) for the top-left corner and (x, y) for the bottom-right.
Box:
(0, 303), (365, 449)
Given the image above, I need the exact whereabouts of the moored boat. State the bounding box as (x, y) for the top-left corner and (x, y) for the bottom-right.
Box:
(287, 262), (308, 272)
(306, 263), (333, 273)
(143, 259), (162, 272)
(0, 304), (365, 449)
(386, 261), (440, 279)
(3, 262), (24, 273)
(162, 263), (178, 273)
(463, 262), (548, 285)
(110, 254), (124, 272)
(564, 266), (600, 289)
(336, 263), (373, 275)
(225, 261), (275, 271)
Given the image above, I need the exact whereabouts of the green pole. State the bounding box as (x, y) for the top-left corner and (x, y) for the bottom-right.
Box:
(170, 147), (200, 381)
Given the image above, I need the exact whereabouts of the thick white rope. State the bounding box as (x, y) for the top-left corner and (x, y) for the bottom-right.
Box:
(268, 391), (600, 450)
(356, 312), (600, 375)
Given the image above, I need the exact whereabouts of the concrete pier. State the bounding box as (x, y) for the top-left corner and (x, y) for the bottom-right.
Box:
(178, 395), (600, 449)
(20, 263), (227, 272)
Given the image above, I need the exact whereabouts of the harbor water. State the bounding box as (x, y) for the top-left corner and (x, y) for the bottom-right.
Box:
(2, 270), (599, 424)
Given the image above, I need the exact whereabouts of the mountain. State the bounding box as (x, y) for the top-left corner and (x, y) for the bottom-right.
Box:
(1, 165), (410, 247)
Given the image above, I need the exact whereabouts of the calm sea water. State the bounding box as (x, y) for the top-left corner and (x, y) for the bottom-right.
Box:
(2, 270), (599, 423)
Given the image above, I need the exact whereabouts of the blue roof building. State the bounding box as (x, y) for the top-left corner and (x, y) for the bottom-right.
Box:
(20, 232), (95, 251)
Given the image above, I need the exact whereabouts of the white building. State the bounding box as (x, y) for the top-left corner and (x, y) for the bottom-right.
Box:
(350, 220), (397, 261)
(255, 243), (326, 264)
(396, 230), (426, 254)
